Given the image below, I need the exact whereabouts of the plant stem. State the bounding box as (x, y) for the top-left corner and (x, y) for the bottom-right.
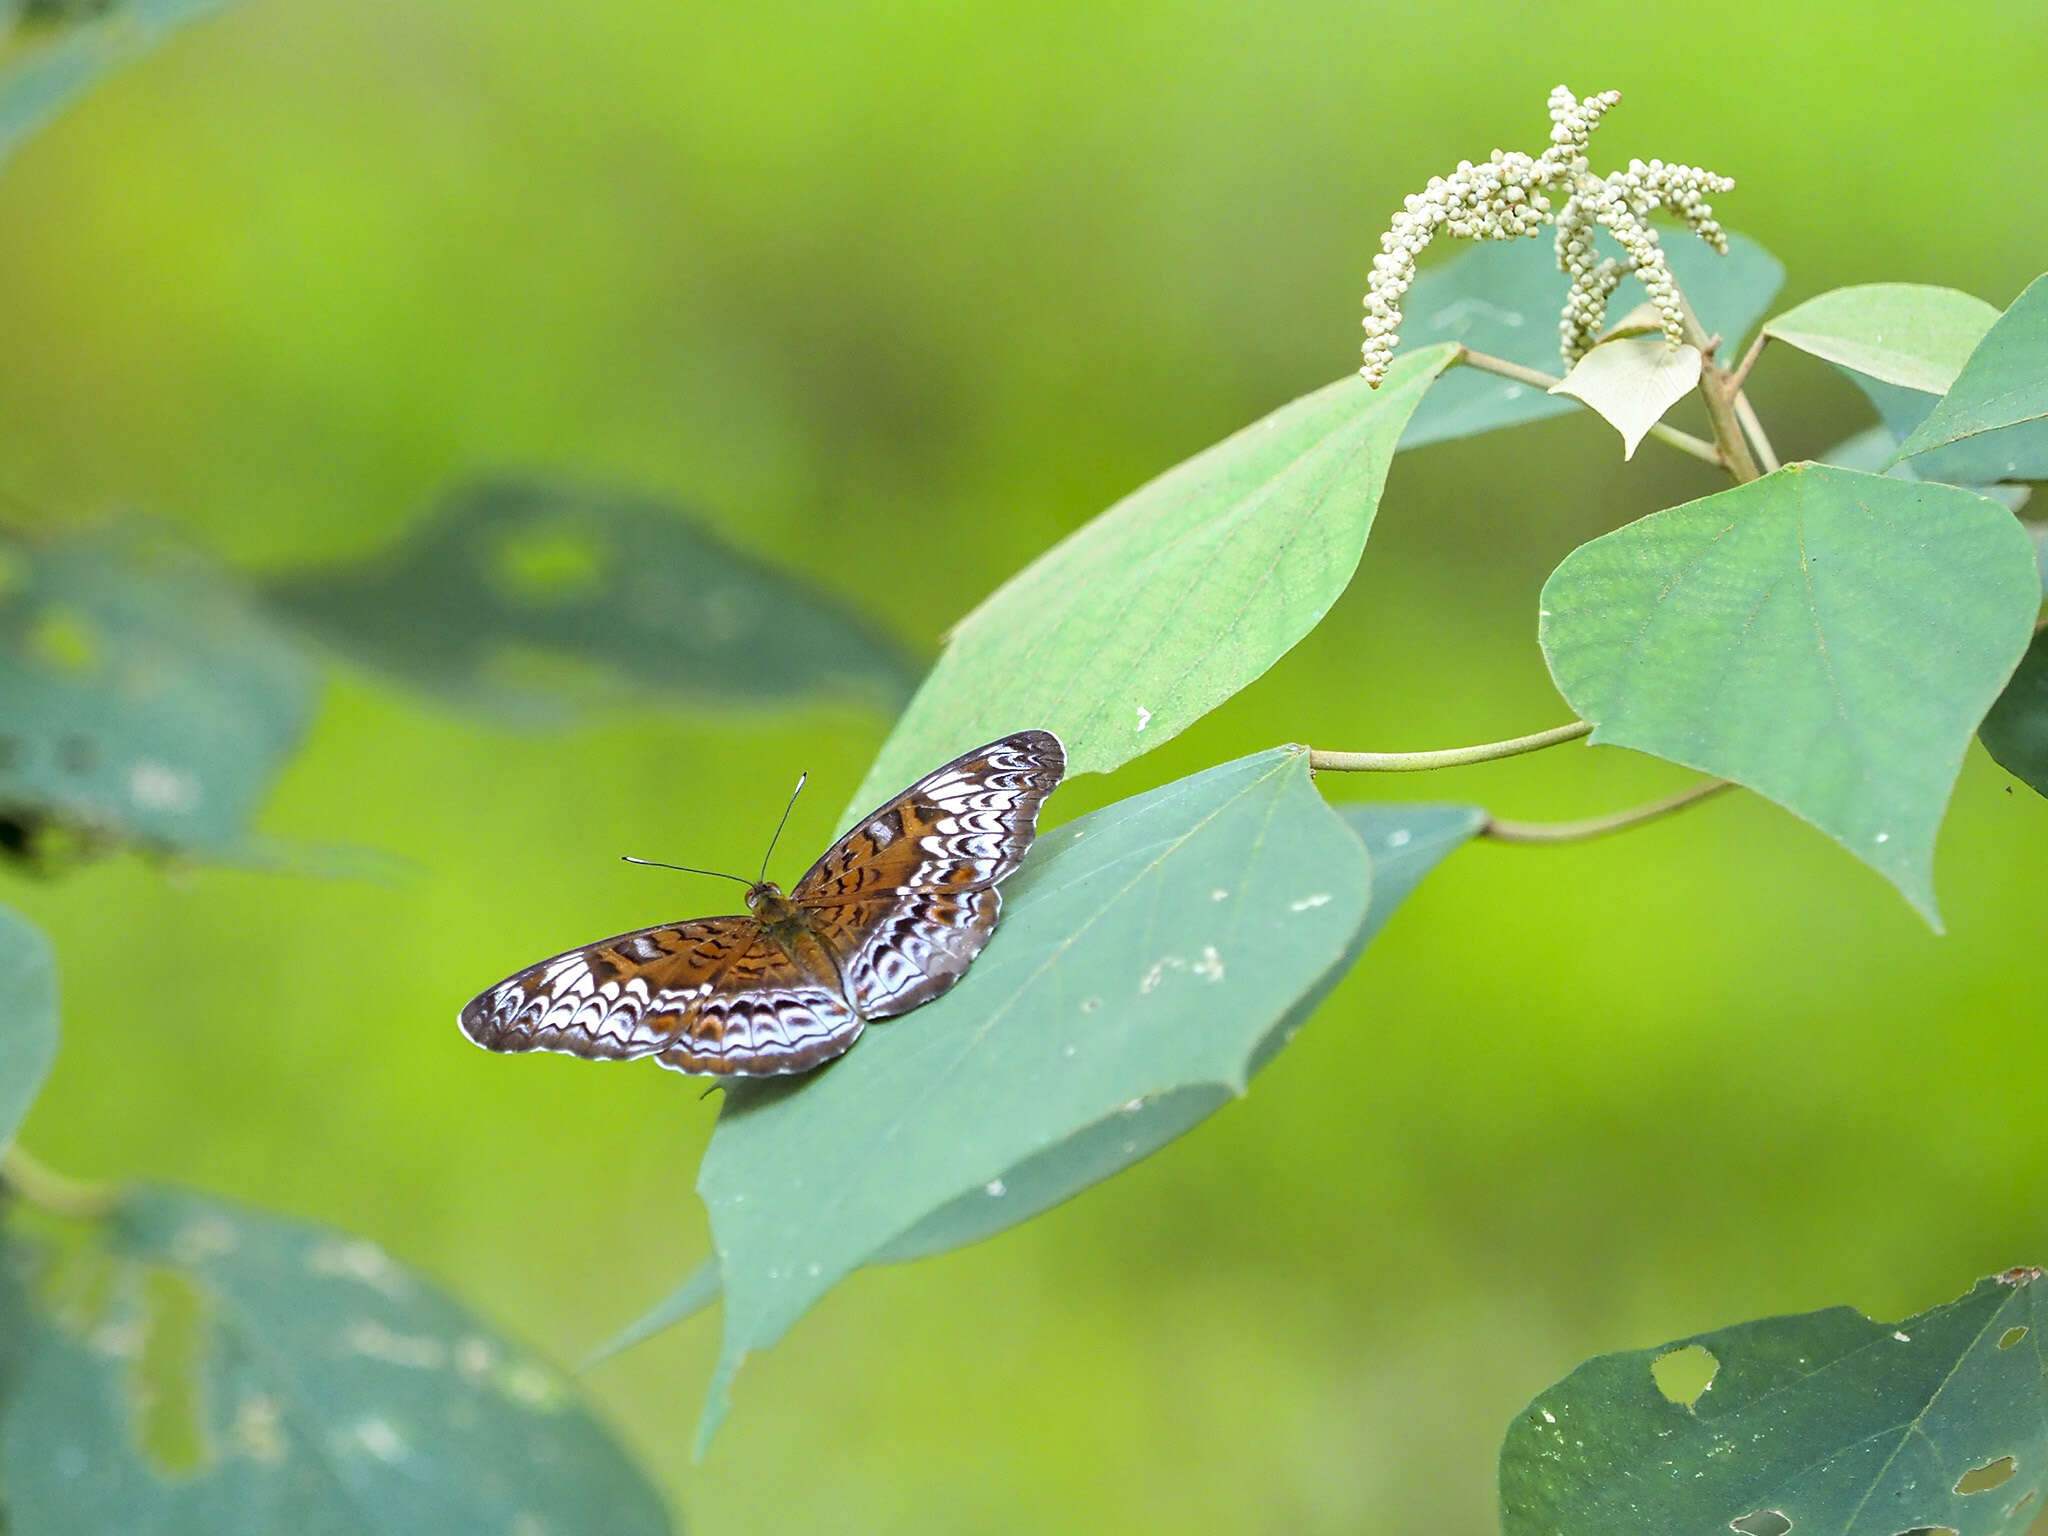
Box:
(1728, 330), (1769, 393)
(1677, 301), (1762, 483)
(1, 1146), (118, 1220)
(1733, 392), (1781, 473)
(1483, 778), (1734, 844)
(1309, 719), (1592, 772)
(1456, 346), (1723, 467)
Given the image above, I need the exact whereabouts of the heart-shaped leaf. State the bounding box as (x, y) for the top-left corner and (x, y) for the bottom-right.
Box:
(0, 1186), (674, 1535)
(1764, 283), (2000, 394)
(1397, 232), (1783, 450)
(1549, 336), (1701, 458)
(1897, 274), (2048, 466)
(0, 904), (56, 1146)
(265, 479), (918, 726)
(0, 0), (241, 172)
(839, 348), (1458, 821)
(1981, 628), (2048, 799)
(1500, 1267), (2048, 1536)
(0, 523), (317, 860)
(587, 799), (1484, 1376)
(1540, 463), (2040, 926)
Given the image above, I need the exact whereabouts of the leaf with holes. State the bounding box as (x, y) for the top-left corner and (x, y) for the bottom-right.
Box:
(0, 0), (242, 171)
(264, 479), (918, 726)
(585, 799), (1484, 1375)
(1396, 232), (1783, 450)
(841, 349), (1457, 818)
(0, 904), (56, 1146)
(0, 1185), (673, 1535)
(1539, 463), (2039, 927)
(1764, 283), (2000, 394)
(1896, 274), (2048, 468)
(1500, 1267), (2048, 1536)
(1550, 336), (1701, 459)
(0, 523), (317, 861)
(1981, 629), (2048, 800)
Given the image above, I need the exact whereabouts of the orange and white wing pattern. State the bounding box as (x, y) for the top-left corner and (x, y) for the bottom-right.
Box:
(458, 917), (861, 1077)
(793, 729), (1064, 1018)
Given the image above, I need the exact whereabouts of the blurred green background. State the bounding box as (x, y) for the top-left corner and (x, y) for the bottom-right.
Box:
(5, 3), (2047, 1531)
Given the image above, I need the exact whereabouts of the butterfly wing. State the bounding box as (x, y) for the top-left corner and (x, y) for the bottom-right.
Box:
(793, 729), (1064, 1018)
(457, 916), (862, 1077)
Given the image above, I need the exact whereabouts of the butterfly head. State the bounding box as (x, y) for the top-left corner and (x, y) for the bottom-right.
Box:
(744, 880), (795, 923)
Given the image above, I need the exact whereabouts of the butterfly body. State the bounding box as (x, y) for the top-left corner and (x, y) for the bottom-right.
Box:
(459, 730), (1064, 1077)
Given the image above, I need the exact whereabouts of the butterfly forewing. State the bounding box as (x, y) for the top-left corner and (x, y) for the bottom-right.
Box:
(795, 729), (1064, 1016)
(457, 729), (1063, 1078)
(458, 916), (861, 1076)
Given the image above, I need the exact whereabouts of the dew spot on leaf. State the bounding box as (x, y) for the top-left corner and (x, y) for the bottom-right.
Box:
(1651, 1343), (1719, 1408)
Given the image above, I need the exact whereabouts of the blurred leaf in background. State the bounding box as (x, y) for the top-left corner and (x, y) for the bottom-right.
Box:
(0, 1186), (674, 1534)
(0, 521), (316, 863)
(263, 479), (920, 728)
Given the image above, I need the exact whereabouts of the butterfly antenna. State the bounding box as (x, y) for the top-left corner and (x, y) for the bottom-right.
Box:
(759, 771), (807, 883)
(620, 856), (754, 888)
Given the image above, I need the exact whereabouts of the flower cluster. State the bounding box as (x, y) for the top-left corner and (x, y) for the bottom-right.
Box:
(1360, 86), (1735, 386)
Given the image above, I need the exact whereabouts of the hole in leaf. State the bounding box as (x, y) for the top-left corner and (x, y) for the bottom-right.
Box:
(2001, 1326), (2029, 1349)
(488, 525), (609, 606)
(27, 606), (101, 674)
(1956, 1457), (2017, 1495)
(1730, 1511), (1792, 1536)
(1652, 1343), (1718, 1407)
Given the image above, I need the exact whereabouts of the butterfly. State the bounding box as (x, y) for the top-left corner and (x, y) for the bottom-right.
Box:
(458, 729), (1065, 1077)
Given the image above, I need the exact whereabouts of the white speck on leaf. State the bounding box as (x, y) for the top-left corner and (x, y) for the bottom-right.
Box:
(1875, 831), (1890, 843)
(171, 1217), (237, 1264)
(455, 1337), (494, 1380)
(1894, 1330), (1911, 1342)
(1135, 705), (1152, 731)
(1210, 888), (1228, 902)
(1386, 829), (1411, 848)
(350, 1417), (407, 1463)
(232, 1395), (287, 1463)
(1123, 1098), (1145, 1113)
(1290, 893), (1332, 912)
(985, 1179), (1006, 1197)
(347, 1320), (447, 1369)
(1192, 946), (1224, 982)
(1079, 996), (1102, 1013)
(1541, 1409), (1556, 1424)
(1139, 956), (1185, 993)
(127, 760), (200, 813)
(308, 1239), (409, 1299)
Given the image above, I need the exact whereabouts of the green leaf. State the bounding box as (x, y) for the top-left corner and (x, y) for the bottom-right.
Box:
(0, 523), (318, 860)
(1764, 283), (2000, 394)
(840, 350), (1457, 819)
(263, 479), (918, 727)
(1499, 1267), (2048, 1536)
(1817, 424), (2031, 515)
(1897, 274), (2048, 465)
(0, 1186), (674, 1535)
(590, 798), (1483, 1379)
(1981, 628), (2048, 799)
(1539, 463), (2040, 927)
(0, 0), (240, 172)
(1397, 232), (1783, 450)
(1549, 337), (1701, 459)
(1838, 369), (2048, 490)
(693, 752), (1472, 1449)
(0, 904), (56, 1147)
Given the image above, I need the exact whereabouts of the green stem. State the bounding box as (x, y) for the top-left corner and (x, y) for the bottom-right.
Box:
(1483, 778), (1734, 844)
(2, 1146), (118, 1220)
(1456, 346), (1723, 467)
(1309, 718), (1592, 772)
(1733, 391), (1781, 474)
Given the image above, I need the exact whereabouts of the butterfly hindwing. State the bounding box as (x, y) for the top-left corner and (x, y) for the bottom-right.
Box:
(458, 916), (861, 1077)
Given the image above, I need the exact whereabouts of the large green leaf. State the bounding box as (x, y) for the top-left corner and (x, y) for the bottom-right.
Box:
(1500, 1267), (2048, 1536)
(0, 904), (56, 1147)
(1539, 463), (2039, 927)
(1397, 231), (1783, 450)
(693, 753), (1475, 1447)
(0, 523), (318, 859)
(0, 0), (239, 171)
(1839, 368), (2048, 490)
(1764, 283), (1999, 394)
(0, 1186), (674, 1535)
(1981, 628), (2048, 799)
(840, 349), (1456, 819)
(264, 480), (918, 727)
(589, 798), (1483, 1375)
(1897, 274), (2048, 466)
